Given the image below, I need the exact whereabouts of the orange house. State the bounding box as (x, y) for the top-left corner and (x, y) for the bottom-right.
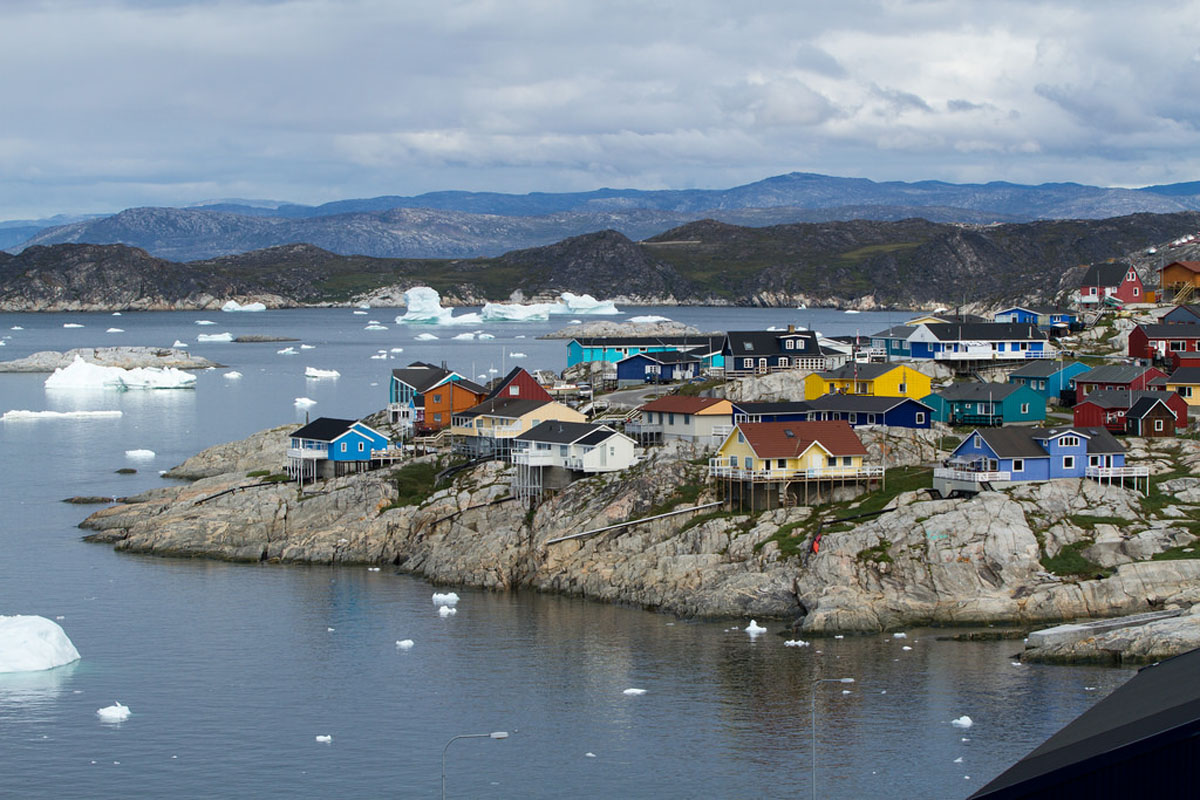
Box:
(420, 379), (488, 432)
(1160, 261), (1200, 302)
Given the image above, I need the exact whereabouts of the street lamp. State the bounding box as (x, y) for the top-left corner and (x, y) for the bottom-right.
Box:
(441, 731), (511, 800)
(811, 678), (854, 800)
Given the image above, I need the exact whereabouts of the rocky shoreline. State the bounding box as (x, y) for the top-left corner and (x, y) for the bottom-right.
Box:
(77, 422), (1200, 662)
(0, 346), (223, 371)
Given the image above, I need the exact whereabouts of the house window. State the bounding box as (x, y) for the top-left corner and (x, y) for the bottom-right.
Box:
(973, 434), (981, 447)
(826, 456), (837, 467)
(1133, 287), (1140, 296)
(776, 459), (786, 469)
(340, 443), (347, 452)
(1171, 341), (1186, 351)
(509, 385), (520, 396)
(432, 393), (442, 403)
(779, 357), (789, 368)
(828, 383), (837, 393)
(668, 413), (675, 425)
(743, 358), (753, 369)
(1063, 456), (1075, 470)
(915, 412), (925, 424)
(1060, 436), (1080, 448)
(358, 442), (365, 452)
(1155, 418), (1165, 432)
(737, 431), (744, 443)
(785, 339), (794, 349)
(1089, 455), (1100, 467)
(729, 455), (737, 466)
(1183, 386), (1193, 398)
(1021, 403), (1029, 414)
(1010, 458), (1024, 473)
(744, 456), (753, 469)
(1090, 287), (1097, 295)
(433, 413), (442, 422)
(856, 382), (868, 393)
(849, 413), (858, 424)
(842, 456), (852, 466)
(898, 382), (906, 393)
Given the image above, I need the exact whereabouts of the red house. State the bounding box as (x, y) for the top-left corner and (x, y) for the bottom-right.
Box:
(1128, 323), (1200, 367)
(486, 367), (553, 403)
(1074, 363), (1166, 404)
(1073, 389), (1187, 433)
(1076, 262), (1144, 306)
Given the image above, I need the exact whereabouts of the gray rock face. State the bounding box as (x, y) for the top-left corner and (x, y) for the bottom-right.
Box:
(0, 347), (222, 372)
(162, 425), (293, 479)
(542, 320), (704, 339)
(1023, 604), (1200, 664)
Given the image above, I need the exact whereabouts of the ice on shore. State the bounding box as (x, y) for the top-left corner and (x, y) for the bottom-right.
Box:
(44, 356), (196, 390)
(415, 333), (439, 341)
(0, 615), (81, 673)
(951, 716), (973, 729)
(106, 328), (124, 333)
(221, 300), (266, 312)
(744, 620), (767, 635)
(197, 332), (234, 343)
(97, 702), (131, 722)
(622, 688), (646, 696)
(294, 397), (316, 407)
(305, 367), (340, 379)
(63, 323), (84, 328)
(125, 449), (156, 459)
(314, 734), (332, 743)
(394, 287), (481, 325)
(628, 315), (671, 324)
(432, 592), (459, 606)
(3, 410), (122, 421)
(223, 371), (243, 379)
(195, 320), (216, 325)
(396, 639), (415, 650)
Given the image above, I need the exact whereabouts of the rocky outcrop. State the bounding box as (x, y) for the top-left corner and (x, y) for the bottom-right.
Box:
(0, 347), (222, 372)
(1022, 605), (1200, 665)
(542, 320), (704, 339)
(162, 425), (293, 479)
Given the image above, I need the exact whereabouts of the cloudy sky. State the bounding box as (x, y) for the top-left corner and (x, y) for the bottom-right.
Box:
(3, 0), (1200, 219)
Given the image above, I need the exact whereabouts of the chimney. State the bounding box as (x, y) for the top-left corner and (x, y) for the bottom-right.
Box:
(787, 324), (795, 333)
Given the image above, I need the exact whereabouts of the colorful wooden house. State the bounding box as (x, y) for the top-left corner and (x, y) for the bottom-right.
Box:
(1072, 390), (1188, 433)
(1159, 304), (1200, 325)
(709, 420), (881, 509)
(286, 417), (392, 481)
(802, 363), (931, 401)
(1074, 364), (1167, 403)
(723, 329), (826, 377)
(1128, 323), (1200, 367)
(993, 306), (1080, 330)
(906, 323), (1053, 362)
(615, 351), (703, 387)
(1076, 262), (1145, 306)
(510, 421), (638, 499)
(802, 395), (933, 429)
(627, 396), (735, 445)
(421, 378), (488, 432)
(1161, 366), (1200, 406)
(486, 366), (554, 403)
(921, 383), (1045, 426)
(388, 362), (461, 426)
(566, 335), (725, 368)
(1007, 360), (1091, 402)
(451, 397), (585, 458)
(1158, 261), (1200, 304)
(933, 426), (1142, 496)
(1126, 395), (1179, 438)
(869, 325), (916, 360)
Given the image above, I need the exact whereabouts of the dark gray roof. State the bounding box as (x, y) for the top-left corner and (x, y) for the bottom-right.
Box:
(1164, 304), (1200, 321)
(724, 330), (821, 358)
(1080, 261), (1134, 286)
(1032, 426), (1125, 454)
(390, 362), (456, 394)
(571, 335), (724, 350)
(731, 401), (811, 415)
(452, 378), (489, 395)
(1008, 360), (1084, 379)
(923, 322), (1047, 342)
(934, 383), (1024, 401)
(577, 429), (618, 447)
(804, 395), (931, 414)
(620, 350), (701, 364)
(1167, 367), (1200, 384)
(454, 396), (550, 420)
(1127, 396), (1172, 420)
(816, 363), (904, 381)
(1076, 364), (1156, 384)
(870, 325), (915, 339)
(975, 428), (1049, 458)
(291, 417), (356, 441)
(1077, 389), (1169, 409)
(1135, 323), (1200, 339)
(515, 420), (611, 444)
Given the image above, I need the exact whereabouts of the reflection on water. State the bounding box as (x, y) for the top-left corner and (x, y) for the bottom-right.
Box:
(0, 662), (79, 714)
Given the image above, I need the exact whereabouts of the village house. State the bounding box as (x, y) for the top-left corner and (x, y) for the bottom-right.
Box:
(286, 417), (392, 482)
(709, 420), (882, 510)
(730, 397), (932, 429)
(1158, 261), (1200, 304)
(1160, 366), (1200, 406)
(722, 328), (826, 377)
(1128, 323), (1200, 368)
(905, 323), (1054, 362)
(510, 421), (638, 499)
(388, 362), (461, 427)
(486, 366), (554, 403)
(1072, 389), (1188, 434)
(615, 350), (703, 387)
(1073, 363), (1167, 403)
(626, 395), (735, 446)
(869, 325), (916, 360)
(565, 335), (725, 369)
(933, 425), (1145, 497)
(1159, 303), (1200, 325)
(1076, 262), (1145, 306)
(992, 306), (1080, 330)
(450, 397), (585, 459)
(922, 383), (1046, 426)
(1007, 360), (1092, 403)
(802, 362), (931, 401)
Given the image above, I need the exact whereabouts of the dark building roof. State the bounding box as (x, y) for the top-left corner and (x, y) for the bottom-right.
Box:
(1166, 367), (1200, 384)
(620, 350), (701, 364)
(1034, 426), (1124, 454)
(1076, 364), (1156, 384)
(515, 420), (612, 444)
(454, 396), (550, 420)
(724, 330), (822, 358)
(1127, 395), (1172, 420)
(390, 362), (456, 393)
(974, 427), (1050, 458)
(290, 417), (357, 441)
(1080, 261), (1135, 287)
(451, 378), (489, 395)
(1134, 323), (1200, 339)
(871, 325), (916, 340)
(922, 322), (1047, 342)
(1078, 389), (1173, 409)
(934, 383), (1024, 401)
(577, 429), (617, 447)
(804, 395), (931, 414)
(1009, 360), (1084, 379)
(731, 401), (812, 415)
(571, 335), (724, 351)
(969, 647), (1200, 799)
(816, 363), (905, 381)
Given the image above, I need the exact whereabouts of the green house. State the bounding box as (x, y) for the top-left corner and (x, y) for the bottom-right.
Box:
(921, 383), (1046, 426)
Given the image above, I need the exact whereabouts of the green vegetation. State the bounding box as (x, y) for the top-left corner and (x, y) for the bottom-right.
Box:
(675, 378), (725, 397)
(757, 520), (811, 559)
(1040, 541), (1109, 578)
(260, 473), (291, 483)
(246, 469), (270, 478)
(678, 510), (746, 533)
(1152, 545), (1200, 561)
(856, 539), (894, 564)
(845, 466), (931, 516)
(384, 461), (440, 510)
(644, 480), (705, 518)
(1068, 514), (1129, 531)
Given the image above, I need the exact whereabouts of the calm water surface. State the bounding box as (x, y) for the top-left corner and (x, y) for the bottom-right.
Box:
(0, 307), (1131, 798)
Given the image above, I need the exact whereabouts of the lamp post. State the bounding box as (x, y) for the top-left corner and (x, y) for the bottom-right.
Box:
(441, 731), (510, 800)
(811, 677), (854, 800)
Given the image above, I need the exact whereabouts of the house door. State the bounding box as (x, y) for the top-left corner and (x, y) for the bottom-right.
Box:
(757, 358), (767, 374)
(1104, 455), (1112, 468)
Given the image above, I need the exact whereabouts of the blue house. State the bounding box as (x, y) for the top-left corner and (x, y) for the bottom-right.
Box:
(993, 306), (1080, 330)
(933, 425), (1143, 496)
(869, 325), (916, 360)
(723, 329), (826, 376)
(906, 323), (1053, 362)
(730, 401), (811, 424)
(286, 417), (392, 481)
(1007, 360), (1091, 402)
(802, 395), (932, 429)
(566, 335), (724, 368)
(1161, 304), (1200, 325)
(922, 383), (1046, 426)
(616, 351), (703, 386)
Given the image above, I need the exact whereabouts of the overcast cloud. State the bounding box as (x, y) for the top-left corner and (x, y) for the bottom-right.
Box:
(3, 0), (1200, 218)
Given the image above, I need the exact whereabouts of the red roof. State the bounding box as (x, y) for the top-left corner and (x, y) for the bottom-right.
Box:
(640, 396), (729, 415)
(736, 421), (867, 458)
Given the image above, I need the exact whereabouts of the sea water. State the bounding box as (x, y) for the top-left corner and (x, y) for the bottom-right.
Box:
(0, 308), (1131, 798)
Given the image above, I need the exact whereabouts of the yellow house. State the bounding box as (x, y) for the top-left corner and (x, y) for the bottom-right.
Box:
(451, 397), (585, 458)
(1161, 367), (1200, 407)
(802, 363), (931, 401)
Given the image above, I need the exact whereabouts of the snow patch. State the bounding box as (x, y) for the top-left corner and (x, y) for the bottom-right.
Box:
(0, 615), (81, 673)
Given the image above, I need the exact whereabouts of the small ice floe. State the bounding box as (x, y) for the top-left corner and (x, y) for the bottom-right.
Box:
(294, 397), (316, 407)
(125, 449), (155, 459)
(415, 333), (439, 341)
(880, 690), (887, 695)
(902, 645), (912, 651)
(396, 639), (415, 650)
(1011, 661), (1022, 667)
(10, 326), (23, 330)
(353, 310), (368, 315)
(452, 332), (475, 340)
(570, 319), (582, 324)
(195, 320), (216, 325)
(622, 688), (647, 696)
(834, 635), (844, 639)
(305, 367), (340, 379)
(585, 752), (596, 758)
(364, 324), (388, 331)
(2, 409), (122, 421)
(367, 567), (380, 572)
(432, 592), (459, 606)
(277, 346), (298, 355)
(63, 323), (84, 328)
(509, 352), (527, 358)
(106, 328), (124, 333)
(950, 716), (973, 729)
(438, 606), (457, 617)
(97, 702), (131, 722)
(223, 371), (242, 379)
(961, 737), (970, 742)
(844, 309), (861, 314)
(172, 340), (188, 348)
(300, 344), (316, 350)
(112, 312), (122, 316)
(357, 304), (371, 309)
(315, 735), (332, 744)
(478, 333), (495, 340)
(515, 334), (525, 339)
(744, 620), (767, 635)
(1084, 686), (1097, 691)
(487, 367), (498, 373)
(370, 353), (387, 359)
(893, 632), (907, 639)
(390, 347), (404, 353)
(954, 757), (963, 764)
(197, 332), (234, 343)
(326, 627), (335, 632)
(841, 690), (851, 695)
(784, 639), (810, 647)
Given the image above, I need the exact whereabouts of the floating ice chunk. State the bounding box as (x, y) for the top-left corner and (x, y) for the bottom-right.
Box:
(622, 688), (646, 696)
(834, 635), (844, 639)
(125, 449), (155, 459)
(299, 344), (315, 350)
(45, 356), (195, 390)
(10, 326), (23, 330)
(844, 309), (861, 314)
(122, 367), (196, 389)
(438, 606), (457, 617)
(396, 639), (414, 650)
(570, 319), (582, 324)
(744, 620), (767, 635)
(326, 627), (335, 632)
(2, 409), (122, 421)
(367, 567), (380, 572)
(277, 347), (297, 355)
(370, 353), (387, 359)
(315, 735), (332, 744)
(197, 332), (234, 342)
(432, 592), (459, 606)
(515, 335), (525, 339)
(452, 332), (476, 340)
(481, 301), (552, 322)
(394, 287), (480, 325)
(390, 347), (405, 353)
(172, 340), (188, 348)
(106, 327), (124, 333)
(893, 632), (907, 639)
(111, 312), (121, 316)
(902, 645), (912, 651)
(221, 300), (266, 312)
(294, 397), (316, 407)
(554, 292), (620, 315)
(478, 333), (495, 340)
(305, 367), (340, 379)
(1084, 686), (1097, 691)
(954, 757), (963, 764)
(951, 716), (973, 729)
(0, 615), (81, 673)
(415, 333), (439, 341)
(353, 310), (368, 315)
(477, 374), (488, 380)
(223, 371), (242, 379)
(357, 303), (371, 309)
(195, 320), (216, 325)
(509, 352), (527, 358)
(784, 639), (809, 647)
(365, 324), (388, 331)
(97, 702), (131, 722)
(1011, 661), (1022, 667)
(628, 315), (670, 323)
(841, 690), (851, 695)
(585, 752), (596, 758)
(63, 323), (84, 328)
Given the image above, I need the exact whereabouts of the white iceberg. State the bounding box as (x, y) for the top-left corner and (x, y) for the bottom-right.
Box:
(432, 592), (459, 606)
(893, 632), (907, 639)
(478, 333), (495, 340)
(622, 688), (647, 696)
(784, 640), (810, 647)
(951, 716), (973, 729)
(314, 734), (332, 744)
(415, 333), (439, 341)
(481, 301), (552, 322)
(195, 320), (216, 325)
(223, 371), (243, 379)
(300, 344), (315, 350)
(396, 639), (415, 650)
(2, 410), (122, 421)
(0, 615), (81, 673)
(357, 303), (371, 309)
(10, 326), (23, 330)
(353, 310), (368, 315)
(553, 292), (620, 315)
(63, 323), (84, 328)
(125, 449), (155, 459)
(172, 340), (189, 348)
(304, 367), (340, 379)
(277, 347), (297, 355)
(294, 397), (316, 407)
(106, 328), (124, 333)
(121, 367), (197, 389)
(452, 332), (476, 340)
(111, 312), (121, 316)
(844, 309), (861, 314)
(745, 620), (767, 634)
(394, 287), (481, 325)
(438, 606), (457, 617)
(97, 701), (131, 722)
(509, 352), (527, 359)
(389, 347), (405, 353)
(902, 645), (913, 651)
(197, 332), (234, 343)
(628, 315), (671, 323)
(221, 300), (266, 312)
(370, 353), (388, 360)
(44, 356), (195, 390)
(364, 324), (388, 331)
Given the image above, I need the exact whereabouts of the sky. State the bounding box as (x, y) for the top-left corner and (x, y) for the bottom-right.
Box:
(3, 0), (1200, 219)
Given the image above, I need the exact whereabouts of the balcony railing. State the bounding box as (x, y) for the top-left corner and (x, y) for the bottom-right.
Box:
(1086, 465), (1150, 479)
(287, 446), (328, 460)
(511, 451), (558, 467)
(708, 460), (884, 481)
(933, 467), (1011, 482)
(934, 349), (1055, 361)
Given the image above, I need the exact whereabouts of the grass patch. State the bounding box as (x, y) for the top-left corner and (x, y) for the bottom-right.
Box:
(644, 481), (705, 518)
(383, 461), (440, 511)
(856, 539), (894, 564)
(1152, 545), (1200, 561)
(674, 378), (725, 397)
(845, 465), (932, 516)
(678, 510), (745, 533)
(1069, 514), (1128, 530)
(1040, 541), (1110, 578)
(260, 473), (291, 483)
(246, 469), (271, 478)
(756, 519), (811, 559)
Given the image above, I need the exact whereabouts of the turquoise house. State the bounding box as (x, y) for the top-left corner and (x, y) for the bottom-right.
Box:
(922, 383), (1046, 426)
(566, 335), (725, 369)
(1007, 360), (1091, 402)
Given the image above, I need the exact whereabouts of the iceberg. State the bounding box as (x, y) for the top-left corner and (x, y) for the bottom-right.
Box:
(951, 716), (973, 729)
(622, 688), (647, 696)
(223, 371), (243, 379)
(294, 397), (316, 407)
(554, 292), (620, 315)
(452, 332), (475, 340)
(125, 449), (155, 459)
(438, 606), (457, 617)
(370, 353), (387, 359)
(97, 702), (131, 722)
(394, 286), (481, 325)
(415, 333), (439, 341)
(396, 639), (415, 650)
(10, 326), (23, 330)
(197, 332), (234, 343)
(478, 333), (495, 340)
(784, 639), (810, 647)
(120, 367), (197, 389)
(481, 301), (552, 322)
(63, 323), (84, 328)
(0, 615), (81, 673)
(744, 620), (767, 634)
(364, 324), (388, 331)
(315, 734), (332, 743)
(221, 300), (266, 312)
(106, 328), (124, 333)
(300, 344), (315, 349)
(277, 347), (298, 355)
(628, 315), (672, 324)
(44, 356), (195, 390)
(2, 409), (122, 421)
(195, 320), (216, 325)
(509, 352), (527, 359)
(432, 592), (459, 606)
(353, 310), (368, 315)
(305, 367), (340, 379)
(389, 347), (405, 353)
(172, 340), (189, 348)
